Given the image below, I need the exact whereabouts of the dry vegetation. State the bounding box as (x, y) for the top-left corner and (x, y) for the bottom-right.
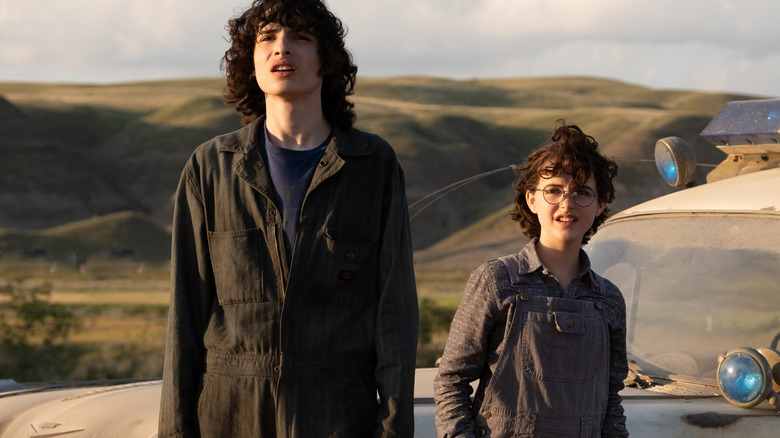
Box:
(0, 75), (764, 379)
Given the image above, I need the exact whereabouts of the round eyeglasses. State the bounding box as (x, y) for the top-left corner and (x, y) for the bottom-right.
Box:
(534, 186), (597, 207)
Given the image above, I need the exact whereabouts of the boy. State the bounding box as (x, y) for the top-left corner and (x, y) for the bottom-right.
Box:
(433, 121), (628, 437)
(158, 1), (418, 436)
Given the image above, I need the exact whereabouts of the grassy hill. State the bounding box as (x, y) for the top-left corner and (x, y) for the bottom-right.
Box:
(0, 76), (763, 271)
(0, 211), (171, 274)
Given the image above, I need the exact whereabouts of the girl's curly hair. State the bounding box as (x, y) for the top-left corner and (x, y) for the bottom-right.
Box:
(221, 0), (357, 129)
(509, 120), (618, 244)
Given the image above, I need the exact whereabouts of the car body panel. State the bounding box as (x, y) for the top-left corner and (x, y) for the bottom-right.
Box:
(612, 166), (780, 219)
(3, 372), (780, 437)
(0, 380), (160, 438)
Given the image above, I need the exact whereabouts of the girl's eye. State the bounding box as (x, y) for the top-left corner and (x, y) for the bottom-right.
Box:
(546, 187), (564, 196)
(575, 189), (594, 197)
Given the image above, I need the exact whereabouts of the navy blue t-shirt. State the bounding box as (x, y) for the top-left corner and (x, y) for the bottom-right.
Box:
(261, 127), (330, 263)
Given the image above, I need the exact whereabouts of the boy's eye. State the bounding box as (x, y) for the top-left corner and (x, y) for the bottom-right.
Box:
(257, 32), (276, 42)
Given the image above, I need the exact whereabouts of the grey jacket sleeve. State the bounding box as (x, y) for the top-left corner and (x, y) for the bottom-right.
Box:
(602, 280), (629, 438)
(158, 165), (214, 438)
(433, 265), (498, 438)
(373, 161), (420, 438)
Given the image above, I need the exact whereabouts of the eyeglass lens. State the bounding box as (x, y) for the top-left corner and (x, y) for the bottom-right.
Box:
(541, 187), (595, 207)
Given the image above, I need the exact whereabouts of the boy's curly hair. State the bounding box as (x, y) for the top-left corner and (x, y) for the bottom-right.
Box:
(221, 0), (357, 129)
(509, 120), (618, 244)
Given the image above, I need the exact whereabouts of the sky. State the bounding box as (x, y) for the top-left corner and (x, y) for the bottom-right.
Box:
(1, 0), (778, 97)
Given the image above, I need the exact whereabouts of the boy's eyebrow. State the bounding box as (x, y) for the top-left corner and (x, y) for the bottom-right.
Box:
(257, 24), (315, 37)
(258, 24), (282, 34)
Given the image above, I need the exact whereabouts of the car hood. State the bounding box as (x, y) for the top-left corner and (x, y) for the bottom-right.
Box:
(612, 166), (780, 219)
(0, 379), (160, 438)
(3, 371), (780, 437)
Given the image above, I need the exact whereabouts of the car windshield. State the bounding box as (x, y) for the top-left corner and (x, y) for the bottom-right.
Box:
(586, 213), (780, 384)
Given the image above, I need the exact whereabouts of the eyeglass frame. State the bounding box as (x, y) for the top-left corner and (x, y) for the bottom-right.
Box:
(533, 185), (598, 207)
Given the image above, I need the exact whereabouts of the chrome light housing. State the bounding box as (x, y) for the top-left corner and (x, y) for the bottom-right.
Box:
(654, 136), (697, 188)
(717, 347), (780, 410)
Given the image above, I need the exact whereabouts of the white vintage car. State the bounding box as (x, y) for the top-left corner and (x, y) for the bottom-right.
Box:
(584, 97), (780, 436)
(1, 99), (779, 437)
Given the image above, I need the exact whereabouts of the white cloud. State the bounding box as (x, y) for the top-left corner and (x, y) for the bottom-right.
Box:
(0, 0), (778, 96)
(328, 0), (780, 96)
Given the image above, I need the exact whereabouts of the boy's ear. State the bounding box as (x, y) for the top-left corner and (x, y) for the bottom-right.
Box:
(596, 201), (607, 216)
(525, 190), (538, 214)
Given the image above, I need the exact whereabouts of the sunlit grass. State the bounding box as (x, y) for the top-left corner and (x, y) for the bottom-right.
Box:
(1, 267), (470, 376)
(71, 311), (167, 344)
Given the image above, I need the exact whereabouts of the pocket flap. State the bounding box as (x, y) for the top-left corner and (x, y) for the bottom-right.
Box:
(553, 312), (584, 334)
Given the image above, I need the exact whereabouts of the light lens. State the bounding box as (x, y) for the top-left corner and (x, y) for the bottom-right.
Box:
(718, 353), (765, 404)
(655, 146), (678, 186)
(717, 348), (774, 408)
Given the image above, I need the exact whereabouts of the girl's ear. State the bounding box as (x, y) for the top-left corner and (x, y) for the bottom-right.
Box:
(525, 190), (538, 214)
(596, 201), (606, 216)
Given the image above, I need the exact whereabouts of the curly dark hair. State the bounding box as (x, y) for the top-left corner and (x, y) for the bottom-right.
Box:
(509, 120), (618, 244)
(221, 0), (357, 129)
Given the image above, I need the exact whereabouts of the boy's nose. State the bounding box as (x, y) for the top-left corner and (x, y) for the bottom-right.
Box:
(274, 43), (291, 55)
(274, 34), (293, 55)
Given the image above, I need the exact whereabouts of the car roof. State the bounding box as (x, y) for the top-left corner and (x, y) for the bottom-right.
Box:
(610, 167), (780, 220)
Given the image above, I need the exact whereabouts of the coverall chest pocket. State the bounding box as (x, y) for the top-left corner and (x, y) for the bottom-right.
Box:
(311, 227), (377, 309)
(521, 307), (605, 383)
(207, 228), (265, 305)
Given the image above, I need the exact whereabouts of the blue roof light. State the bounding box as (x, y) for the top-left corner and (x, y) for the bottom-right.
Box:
(701, 98), (780, 146)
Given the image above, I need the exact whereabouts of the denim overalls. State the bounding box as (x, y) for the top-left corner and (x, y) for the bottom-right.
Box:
(472, 254), (610, 437)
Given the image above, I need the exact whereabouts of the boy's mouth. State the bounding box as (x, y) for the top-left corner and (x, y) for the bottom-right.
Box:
(272, 63), (296, 72)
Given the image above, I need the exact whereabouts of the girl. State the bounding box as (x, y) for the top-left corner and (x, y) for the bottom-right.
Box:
(434, 121), (628, 437)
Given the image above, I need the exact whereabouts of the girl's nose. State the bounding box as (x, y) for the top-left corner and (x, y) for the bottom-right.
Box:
(559, 191), (577, 208)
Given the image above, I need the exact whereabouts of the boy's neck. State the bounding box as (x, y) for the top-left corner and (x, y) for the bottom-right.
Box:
(264, 95), (332, 151)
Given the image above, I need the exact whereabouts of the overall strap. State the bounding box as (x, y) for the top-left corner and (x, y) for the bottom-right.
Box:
(590, 270), (607, 295)
(498, 253), (523, 286)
